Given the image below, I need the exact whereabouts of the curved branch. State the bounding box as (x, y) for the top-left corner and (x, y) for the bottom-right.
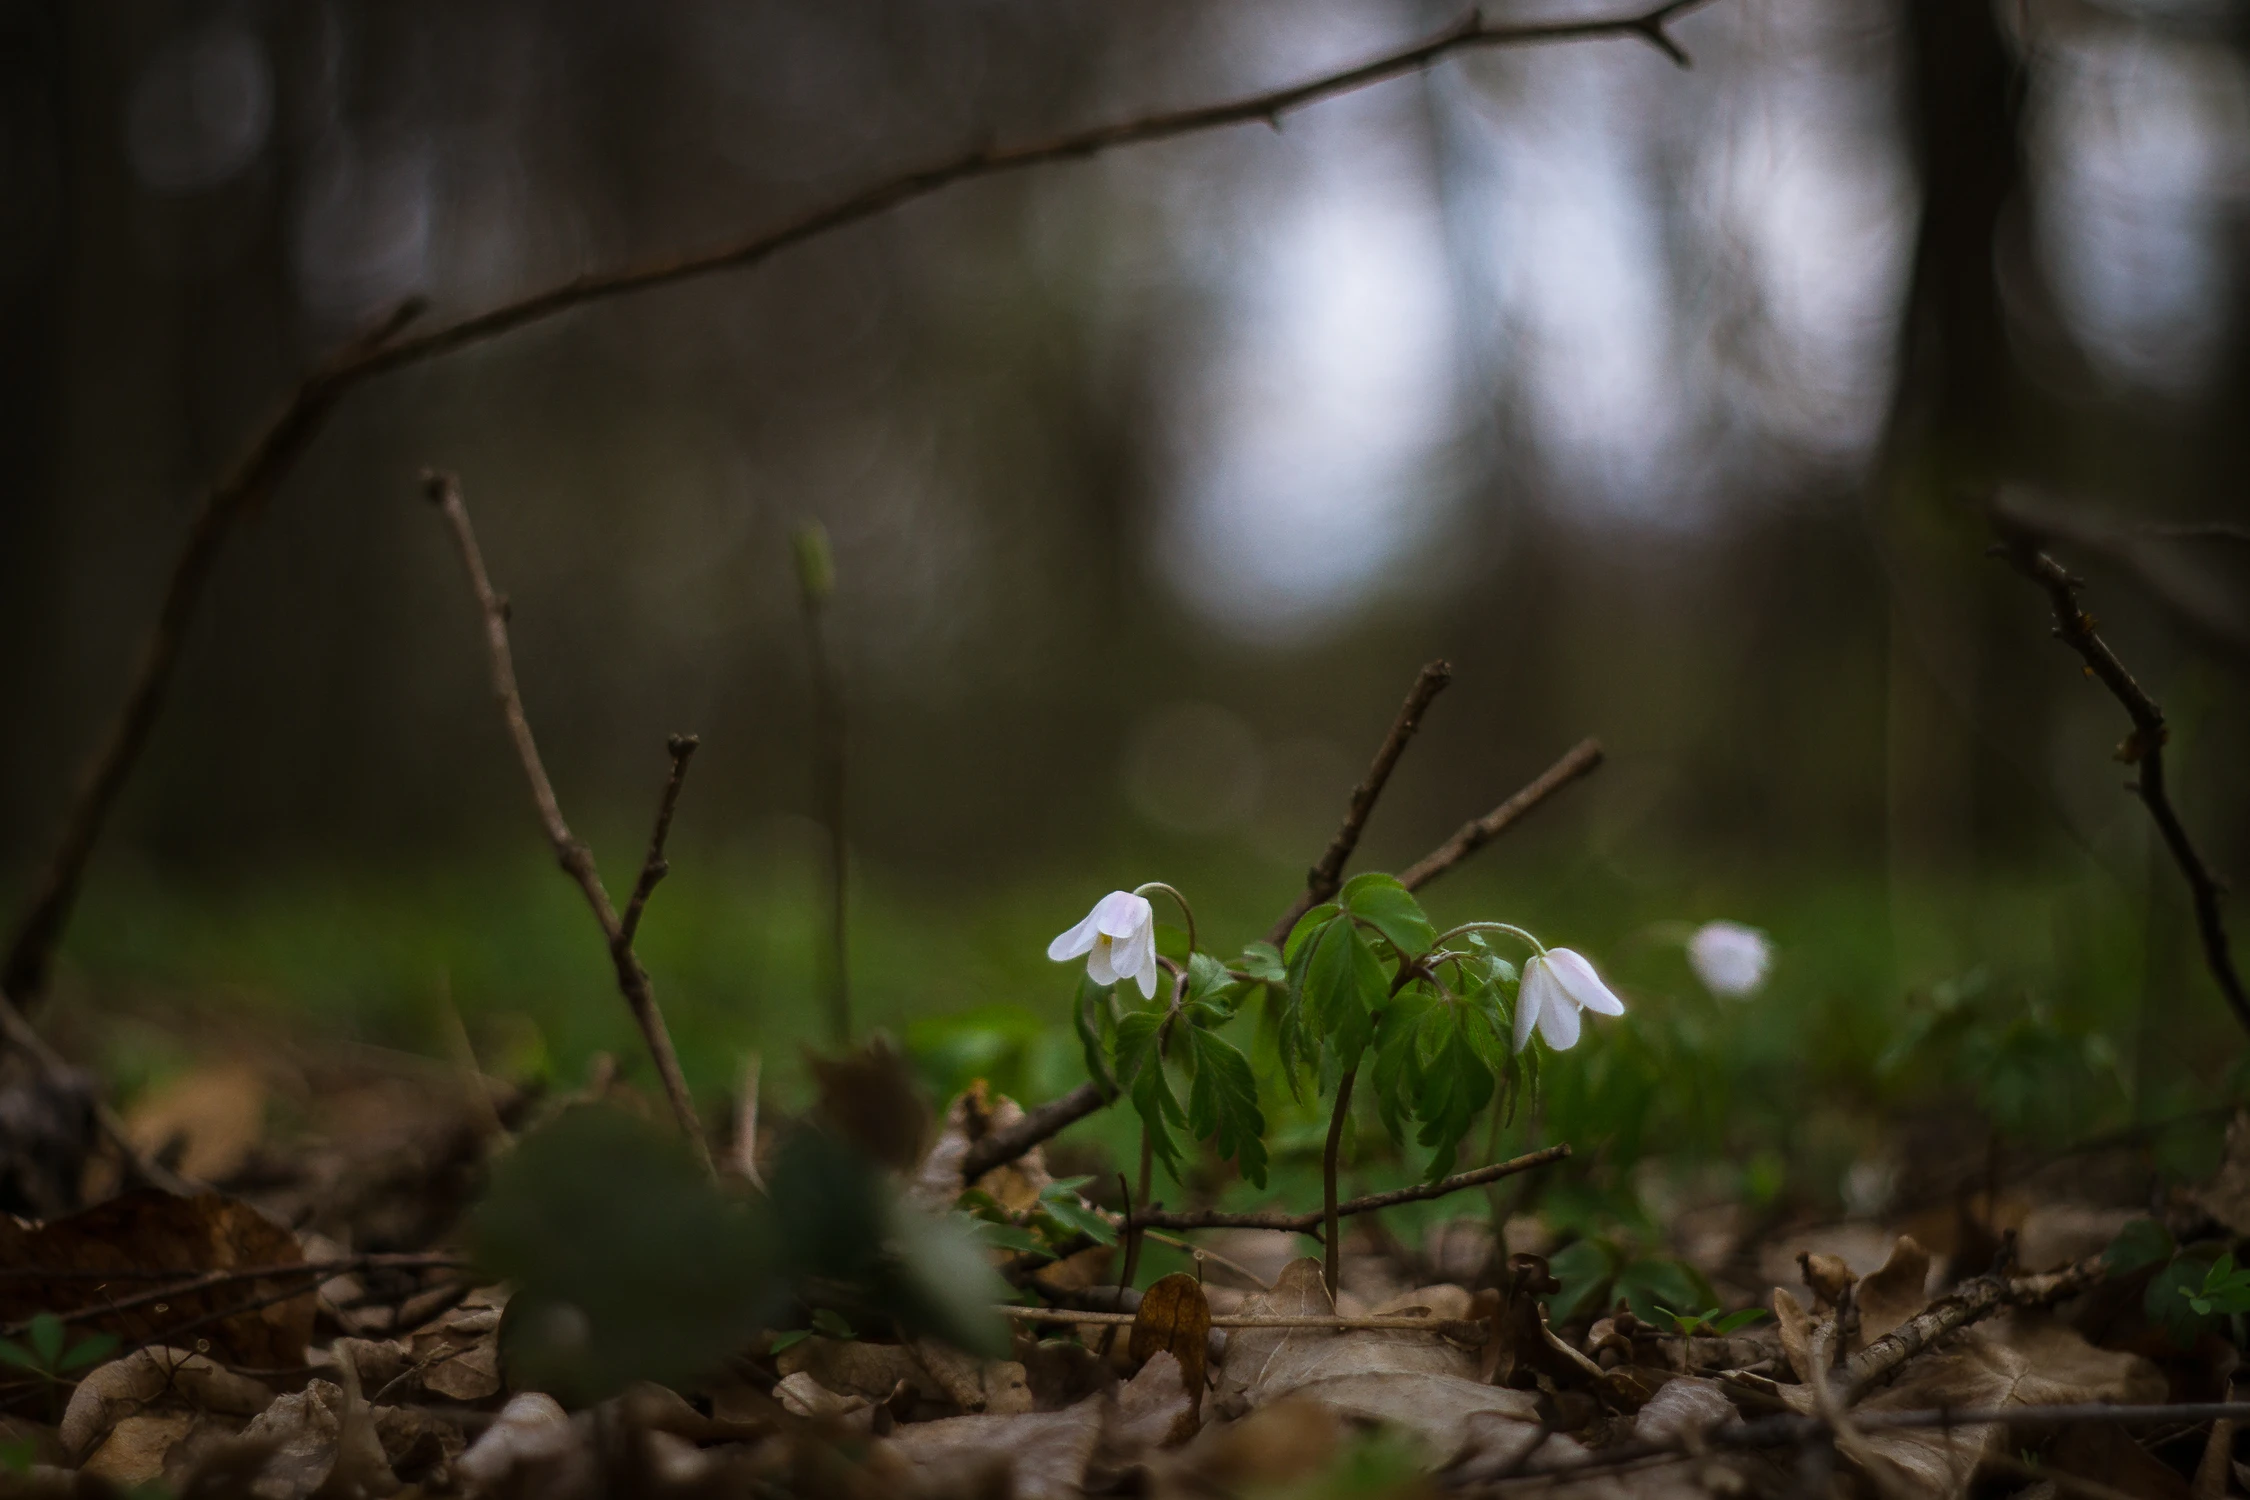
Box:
(4, 0), (1710, 1019)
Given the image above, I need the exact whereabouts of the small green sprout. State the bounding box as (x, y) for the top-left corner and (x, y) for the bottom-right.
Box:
(0, 1313), (118, 1384)
(2181, 1253), (2250, 1317)
(1651, 1305), (1771, 1340)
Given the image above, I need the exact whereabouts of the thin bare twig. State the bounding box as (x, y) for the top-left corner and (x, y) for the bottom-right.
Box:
(620, 735), (699, 948)
(1267, 659), (1453, 948)
(1001, 1306), (1486, 1335)
(4, 1), (1709, 1023)
(0, 1005), (191, 1197)
(1138, 1144), (1570, 1234)
(1398, 739), (1606, 893)
(2, 1252), (470, 1337)
(1991, 527), (2249, 1041)
(421, 471), (711, 1167)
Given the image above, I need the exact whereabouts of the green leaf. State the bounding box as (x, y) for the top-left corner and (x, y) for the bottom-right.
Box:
(811, 1307), (856, 1340)
(1616, 1258), (1717, 1326)
(1240, 943), (1287, 986)
(1041, 1196), (1119, 1247)
(1117, 1011), (1186, 1179)
(768, 1329), (813, 1355)
(1340, 873), (1436, 957)
(1074, 974), (1118, 1100)
(1284, 904), (1340, 962)
(26, 1315), (62, 1371)
(1114, 1010), (1165, 1090)
(1186, 952), (1234, 1002)
(1709, 1308), (1772, 1335)
(1412, 1030), (1493, 1181)
(971, 1220), (1048, 1255)
(60, 1332), (118, 1372)
(1184, 1028), (1268, 1188)
(1302, 915), (1385, 1064)
(1545, 1239), (1622, 1323)
(0, 1341), (38, 1373)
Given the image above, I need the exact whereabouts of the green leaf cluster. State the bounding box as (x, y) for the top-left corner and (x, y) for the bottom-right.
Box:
(0, 1314), (116, 1382)
(1093, 950), (1271, 1188)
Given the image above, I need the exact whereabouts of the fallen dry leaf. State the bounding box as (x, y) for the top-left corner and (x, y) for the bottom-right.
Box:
(124, 1062), (268, 1185)
(235, 1377), (399, 1499)
(60, 1347), (273, 1458)
(1129, 1272), (1211, 1419)
(881, 1393), (1106, 1500)
(1211, 1257), (1548, 1467)
(453, 1391), (583, 1497)
(1812, 1314), (2166, 1500)
(0, 1191), (314, 1367)
(77, 1411), (205, 1488)
(1107, 1350), (1199, 1454)
(1852, 1235), (1932, 1348)
(1629, 1376), (1740, 1442)
(2193, 1111), (2250, 1237)
(775, 1371), (875, 1426)
(1158, 1397), (1343, 1495)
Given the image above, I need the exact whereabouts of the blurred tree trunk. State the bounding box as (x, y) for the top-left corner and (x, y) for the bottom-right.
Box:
(1878, 0), (2027, 965)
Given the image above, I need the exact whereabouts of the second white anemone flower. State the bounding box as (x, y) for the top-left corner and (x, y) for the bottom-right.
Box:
(1514, 949), (1626, 1052)
(1687, 920), (1772, 999)
(1047, 891), (1160, 998)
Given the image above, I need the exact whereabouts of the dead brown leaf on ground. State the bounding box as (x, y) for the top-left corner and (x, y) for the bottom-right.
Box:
(0, 1191), (313, 1367)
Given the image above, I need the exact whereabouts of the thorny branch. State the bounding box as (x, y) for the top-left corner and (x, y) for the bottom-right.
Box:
(421, 471), (711, 1169)
(3, 0), (1710, 1025)
(1991, 525), (2250, 1041)
(1266, 659), (1453, 948)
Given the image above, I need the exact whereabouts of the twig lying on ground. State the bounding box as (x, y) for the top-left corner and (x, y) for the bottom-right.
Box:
(1266, 659), (1453, 947)
(1397, 739), (1606, 893)
(1001, 1306), (1487, 1335)
(1991, 523), (2249, 1041)
(0, 1252), (472, 1336)
(1838, 1251), (2103, 1402)
(3, 1), (1712, 1027)
(1129, 1146), (1570, 1234)
(422, 471), (711, 1167)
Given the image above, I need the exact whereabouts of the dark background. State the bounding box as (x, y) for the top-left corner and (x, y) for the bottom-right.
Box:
(2, 0), (2246, 1152)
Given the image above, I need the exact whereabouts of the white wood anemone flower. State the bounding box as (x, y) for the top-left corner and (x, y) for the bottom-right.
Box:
(1047, 890), (1160, 998)
(1514, 949), (1627, 1052)
(1687, 920), (1772, 998)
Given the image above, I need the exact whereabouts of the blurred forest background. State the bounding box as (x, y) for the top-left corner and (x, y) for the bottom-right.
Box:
(3, 0), (2247, 1215)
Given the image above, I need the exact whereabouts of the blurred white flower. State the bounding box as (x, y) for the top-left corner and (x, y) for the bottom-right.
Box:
(1514, 948), (1626, 1052)
(1687, 921), (1772, 998)
(1047, 891), (1159, 999)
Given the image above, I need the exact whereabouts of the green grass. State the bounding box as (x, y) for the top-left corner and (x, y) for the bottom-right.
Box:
(43, 835), (2239, 1228)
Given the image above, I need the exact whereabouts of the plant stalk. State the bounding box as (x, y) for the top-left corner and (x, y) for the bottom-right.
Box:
(1322, 1065), (1359, 1302)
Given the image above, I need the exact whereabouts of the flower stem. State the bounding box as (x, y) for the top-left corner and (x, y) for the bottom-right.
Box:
(1430, 920), (1545, 955)
(1322, 1064), (1359, 1303)
(1133, 882), (1199, 956)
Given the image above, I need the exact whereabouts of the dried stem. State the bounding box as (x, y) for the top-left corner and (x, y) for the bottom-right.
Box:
(421, 471), (710, 1168)
(4, 2), (1707, 1020)
(1397, 738), (1606, 893)
(1267, 659), (1453, 947)
(1991, 529), (2249, 1041)
(4, 1252), (470, 1337)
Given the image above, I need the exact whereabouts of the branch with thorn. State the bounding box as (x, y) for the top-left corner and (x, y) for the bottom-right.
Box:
(3, 0), (1708, 1029)
(421, 470), (712, 1169)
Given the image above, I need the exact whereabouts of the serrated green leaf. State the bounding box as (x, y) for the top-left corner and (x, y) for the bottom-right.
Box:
(1187, 952), (1232, 1000)
(1340, 873), (1436, 957)
(1240, 943), (1286, 985)
(1185, 1028), (1268, 1188)
(972, 1220), (1048, 1255)
(1043, 1176), (1095, 1198)
(1114, 1010), (1164, 1089)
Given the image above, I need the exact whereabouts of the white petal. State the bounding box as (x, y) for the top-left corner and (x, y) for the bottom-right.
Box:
(1086, 937), (1120, 986)
(1687, 921), (1771, 998)
(1131, 958), (1159, 1000)
(1536, 986), (1583, 1049)
(1545, 948), (1625, 1017)
(1094, 890), (1154, 939)
(1117, 919), (1158, 985)
(1514, 959), (1550, 1053)
(1046, 904), (1104, 962)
